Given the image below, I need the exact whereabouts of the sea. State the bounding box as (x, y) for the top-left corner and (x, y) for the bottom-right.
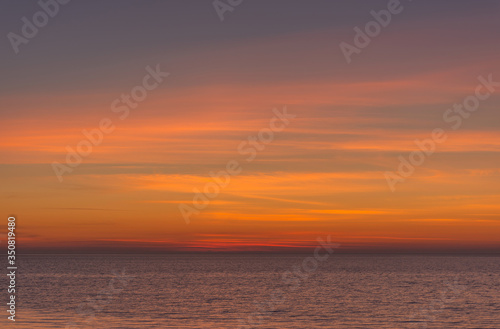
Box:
(3, 254), (499, 328)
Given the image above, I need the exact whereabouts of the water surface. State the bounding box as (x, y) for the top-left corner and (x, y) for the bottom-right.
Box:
(6, 255), (499, 328)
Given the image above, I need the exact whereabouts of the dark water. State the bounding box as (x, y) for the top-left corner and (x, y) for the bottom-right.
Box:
(4, 255), (499, 328)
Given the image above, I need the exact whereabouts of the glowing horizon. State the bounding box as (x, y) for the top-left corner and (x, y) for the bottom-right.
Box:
(1, 0), (500, 253)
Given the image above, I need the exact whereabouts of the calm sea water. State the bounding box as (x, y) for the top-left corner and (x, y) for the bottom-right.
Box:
(4, 255), (499, 328)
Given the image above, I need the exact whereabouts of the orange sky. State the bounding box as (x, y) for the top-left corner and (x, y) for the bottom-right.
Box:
(1, 1), (499, 253)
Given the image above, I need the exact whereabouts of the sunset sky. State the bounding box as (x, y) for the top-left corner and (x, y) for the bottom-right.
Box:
(1, 0), (500, 253)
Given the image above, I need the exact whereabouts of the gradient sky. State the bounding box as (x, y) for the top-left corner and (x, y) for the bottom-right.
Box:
(1, 0), (500, 253)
